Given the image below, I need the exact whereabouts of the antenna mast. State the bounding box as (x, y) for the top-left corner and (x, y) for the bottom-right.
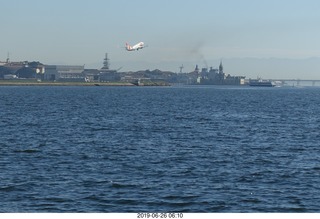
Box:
(102, 53), (110, 70)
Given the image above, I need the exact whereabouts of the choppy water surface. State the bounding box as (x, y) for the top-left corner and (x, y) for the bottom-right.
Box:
(1, 86), (320, 212)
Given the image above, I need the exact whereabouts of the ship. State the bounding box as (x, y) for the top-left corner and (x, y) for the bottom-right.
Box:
(249, 78), (275, 87)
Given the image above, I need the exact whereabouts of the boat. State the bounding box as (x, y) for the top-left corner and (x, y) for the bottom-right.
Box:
(249, 78), (275, 87)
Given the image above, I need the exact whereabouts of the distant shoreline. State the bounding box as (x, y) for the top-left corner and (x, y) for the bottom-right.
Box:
(0, 81), (136, 86)
(0, 80), (171, 86)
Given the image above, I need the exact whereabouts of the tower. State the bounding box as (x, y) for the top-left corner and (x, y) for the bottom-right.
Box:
(102, 53), (110, 70)
(179, 64), (184, 73)
(195, 64), (199, 73)
(219, 60), (223, 74)
(6, 52), (10, 63)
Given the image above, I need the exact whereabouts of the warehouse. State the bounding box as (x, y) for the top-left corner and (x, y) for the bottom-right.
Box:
(44, 65), (85, 81)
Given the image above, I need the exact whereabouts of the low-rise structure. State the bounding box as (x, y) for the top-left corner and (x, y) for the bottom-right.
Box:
(44, 65), (85, 81)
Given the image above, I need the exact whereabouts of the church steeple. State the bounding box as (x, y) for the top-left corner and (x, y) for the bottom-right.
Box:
(219, 60), (223, 74)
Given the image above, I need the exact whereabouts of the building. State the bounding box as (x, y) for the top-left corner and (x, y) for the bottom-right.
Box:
(44, 65), (85, 81)
(196, 61), (245, 85)
(83, 69), (100, 82)
(0, 59), (45, 79)
(99, 69), (120, 82)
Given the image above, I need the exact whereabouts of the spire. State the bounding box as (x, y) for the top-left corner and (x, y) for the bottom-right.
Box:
(219, 60), (223, 74)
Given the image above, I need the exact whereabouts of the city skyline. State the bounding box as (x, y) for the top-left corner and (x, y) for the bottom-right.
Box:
(1, 0), (320, 79)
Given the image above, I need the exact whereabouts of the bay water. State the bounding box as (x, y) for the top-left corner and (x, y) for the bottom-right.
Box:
(1, 86), (320, 212)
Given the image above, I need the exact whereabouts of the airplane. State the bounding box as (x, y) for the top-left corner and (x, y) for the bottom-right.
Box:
(125, 42), (146, 51)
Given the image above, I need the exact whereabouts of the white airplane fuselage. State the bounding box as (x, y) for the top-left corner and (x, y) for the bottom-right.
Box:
(126, 42), (145, 51)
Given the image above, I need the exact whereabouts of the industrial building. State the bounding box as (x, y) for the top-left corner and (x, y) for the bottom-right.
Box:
(44, 65), (85, 81)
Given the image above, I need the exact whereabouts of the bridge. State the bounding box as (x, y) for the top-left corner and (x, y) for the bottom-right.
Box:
(269, 79), (320, 86)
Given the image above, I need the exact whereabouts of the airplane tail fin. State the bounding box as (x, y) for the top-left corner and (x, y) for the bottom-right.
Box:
(125, 42), (132, 51)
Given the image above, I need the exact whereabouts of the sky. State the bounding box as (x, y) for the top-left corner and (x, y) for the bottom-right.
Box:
(1, 0), (320, 79)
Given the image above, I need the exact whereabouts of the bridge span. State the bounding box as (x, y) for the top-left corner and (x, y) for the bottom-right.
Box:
(269, 79), (320, 86)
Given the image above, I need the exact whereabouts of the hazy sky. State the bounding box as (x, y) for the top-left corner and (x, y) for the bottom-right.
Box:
(1, 0), (320, 78)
